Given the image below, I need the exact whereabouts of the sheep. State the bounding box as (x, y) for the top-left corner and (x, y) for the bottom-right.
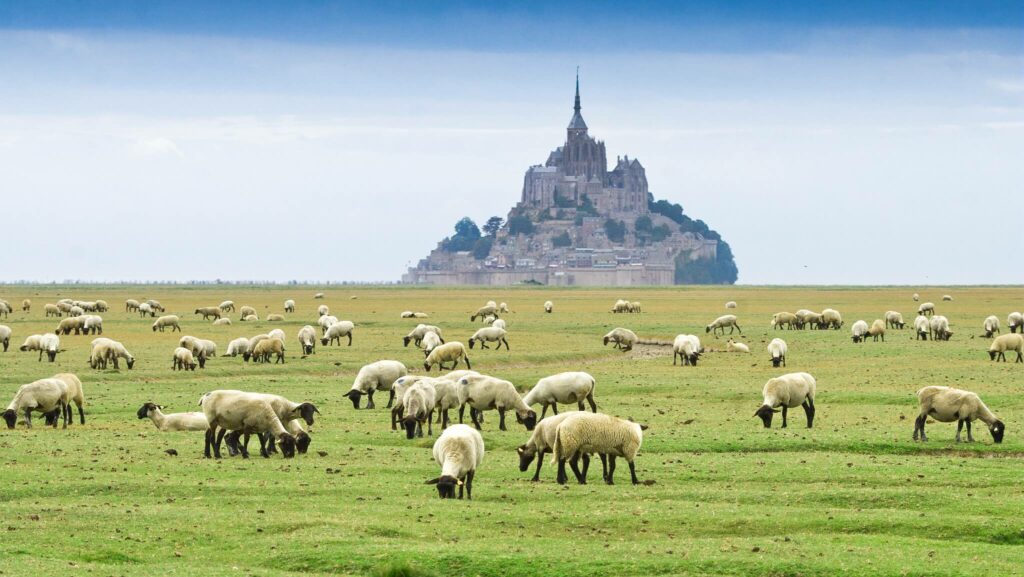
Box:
(771, 312), (797, 330)
(553, 412), (646, 485)
(942, 295), (953, 301)
(224, 337), (250, 358)
(180, 336), (217, 363)
(145, 299), (165, 312)
(239, 305), (257, 319)
(297, 325), (317, 355)
(426, 424), (484, 499)
(2, 378), (69, 429)
(455, 373), (536, 431)
(125, 299), (140, 312)
(55, 316), (85, 335)
(284, 299), (295, 313)
(672, 334), (701, 366)
(0, 324), (10, 353)
(218, 301), (235, 313)
(603, 328), (638, 352)
(726, 339), (750, 353)
(629, 302), (642, 313)
(767, 338), (788, 367)
(243, 314), (258, 321)
(389, 375), (428, 430)
(470, 305), (499, 322)
(173, 347), (198, 371)
(138, 302), (155, 317)
(45, 303), (61, 317)
(918, 302), (935, 316)
(68, 305), (84, 317)
(499, 302), (511, 313)
(485, 300), (497, 308)
(424, 342), (471, 372)
(23, 333), (61, 362)
(428, 374), (467, 430)
(983, 315), (1001, 338)
(320, 320), (355, 346)
(136, 402), (208, 431)
(725, 301), (737, 309)
(851, 320), (869, 343)
(1008, 312), (1023, 333)
(821, 308), (843, 329)
(885, 311), (905, 330)
(220, 392), (319, 456)
(544, 300), (553, 313)
(706, 315), (741, 336)
(52, 373), (85, 425)
(194, 307), (222, 320)
(318, 314), (338, 334)
(420, 331), (443, 356)
(403, 324), (442, 347)
(867, 319), (886, 342)
(21, 299), (30, 312)
(930, 315), (953, 341)
(91, 338), (135, 369)
(242, 334), (270, 361)
(267, 314), (284, 322)
(152, 315), (181, 332)
(796, 310), (825, 330)
(913, 386), (1004, 443)
(518, 413), (606, 483)
(200, 390), (297, 459)
(491, 318), (506, 330)
(915, 315), (930, 340)
(610, 299), (629, 314)
(482, 314), (497, 325)
(314, 292), (325, 299)
(213, 317), (231, 326)
(0, 301), (10, 318)
(400, 311), (429, 318)
(57, 301), (73, 315)
(468, 327), (509, 351)
(400, 380), (437, 439)
(912, 293), (920, 302)
(317, 304), (330, 317)
(82, 315), (103, 335)
(753, 372), (816, 429)
(343, 360), (408, 409)
(250, 337), (285, 364)
(988, 333), (1024, 363)
(522, 372), (596, 418)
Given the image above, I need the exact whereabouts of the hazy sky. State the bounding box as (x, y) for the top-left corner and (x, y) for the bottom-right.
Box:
(1, 1), (1022, 284)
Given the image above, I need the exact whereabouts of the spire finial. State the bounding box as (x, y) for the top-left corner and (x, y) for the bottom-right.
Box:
(574, 66), (581, 113)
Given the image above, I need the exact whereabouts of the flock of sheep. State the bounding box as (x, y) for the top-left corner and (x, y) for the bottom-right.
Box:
(1, 292), (1021, 500)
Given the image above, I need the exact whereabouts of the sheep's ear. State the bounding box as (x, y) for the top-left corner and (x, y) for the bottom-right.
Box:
(456, 479), (464, 486)
(424, 478), (440, 485)
(516, 446), (525, 455)
(639, 424), (649, 431)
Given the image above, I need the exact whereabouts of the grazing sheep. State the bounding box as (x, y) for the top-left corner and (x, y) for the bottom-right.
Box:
(45, 303), (61, 317)
(603, 328), (638, 352)
(851, 320), (869, 343)
(317, 304), (330, 317)
(706, 315), (741, 336)
(942, 295), (953, 301)
(498, 302), (511, 313)
(930, 315), (953, 341)
(52, 373), (85, 425)
(672, 334), (701, 366)
(90, 338), (135, 369)
(320, 320), (355, 346)
(913, 293), (920, 302)
(69, 305), (84, 317)
(0, 324), (9, 353)
(768, 338), (788, 367)
(795, 310), (825, 330)
(913, 386), (1004, 443)
(173, 347), (198, 371)
(136, 402), (208, 431)
(726, 339), (750, 353)
(983, 315), (1001, 338)
(343, 360), (408, 409)
(314, 292), (324, 299)
(179, 336), (217, 361)
(915, 315), (930, 340)
(918, 302), (935, 316)
(2, 378), (69, 429)
(725, 301), (737, 309)
(821, 308), (843, 330)
(517, 413), (605, 483)
(400, 311), (428, 318)
(401, 380), (437, 439)
(200, 390), (297, 459)
(284, 299), (295, 313)
(544, 300), (553, 313)
(867, 319), (886, 342)
(470, 305), (499, 322)
(420, 331), (443, 356)
(0, 301), (10, 318)
(138, 303), (155, 317)
(194, 307), (222, 321)
(266, 314), (285, 322)
(297, 325), (317, 355)
(242, 334), (270, 361)
(468, 327), (509, 351)
(219, 392), (319, 456)
(218, 301), (235, 313)
(988, 333), (1024, 363)
(426, 424), (484, 500)
(424, 342), (471, 372)
(611, 299), (629, 314)
(403, 324), (442, 347)
(753, 372), (816, 429)
(1008, 312), (1023, 333)
(522, 372), (597, 417)
(318, 314), (338, 335)
(389, 375), (428, 430)
(885, 311), (905, 330)
(21, 299), (30, 312)
(629, 302), (642, 313)
(82, 315), (103, 335)
(21, 333), (61, 362)
(485, 300), (497, 308)
(152, 315), (181, 332)
(145, 299), (165, 313)
(55, 316), (84, 335)
(239, 306), (257, 319)
(428, 374), (466, 430)
(251, 337), (285, 364)
(213, 318), (231, 326)
(455, 373), (536, 431)
(553, 412), (646, 485)
(771, 312), (798, 330)
(125, 299), (140, 312)
(224, 337), (250, 358)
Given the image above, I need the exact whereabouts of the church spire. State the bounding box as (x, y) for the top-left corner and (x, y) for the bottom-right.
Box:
(574, 67), (581, 113)
(567, 67), (588, 134)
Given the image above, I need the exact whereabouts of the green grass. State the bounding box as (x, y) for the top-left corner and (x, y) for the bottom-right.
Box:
(1, 285), (1023, 576)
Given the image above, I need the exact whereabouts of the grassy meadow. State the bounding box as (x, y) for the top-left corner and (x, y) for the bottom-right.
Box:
(1, 285), (1023, 577)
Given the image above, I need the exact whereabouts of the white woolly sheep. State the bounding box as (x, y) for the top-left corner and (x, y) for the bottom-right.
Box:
(68, 305), (84, 317)
(180, 336), (217, 362)
(522, 371), (597, 418)
(242, 314), (258, 322)
(314, 292), (325, 299)
(317, 304), (330, 317)
(267, 328), (286, 341)
(914, 315), (930, 340)
(420, 331), (443, 356)
(771, 312), (797, 330)
(913, 293), (920, 302)
(52, 373), (85, 425)
(706, 314), (741, 336)
(0, 324), (10, 352)
(424, 342), (471, 372)
(455, 373), (536, 431)
(913, 386), (1004, 443)
(22, 333), (61, 362)
(152, 315), (181, 332)
(753, 372), (816, 429)
(468, 327), (509, 351)
(91, 338), (135, 369)
(317, 315), (338, 335)
(498, 302), (510, 313)
(218, 301), (235, 313)
(768, 338), (788, 367)
(400, 380), (437, 439)
(343, 360), (409, 409)
(930, 315), (952, 341)
(389, 375), (428, 430)
(942, 295), (953, 301)
(224, 337), (250, 358)
(136, 402), (208, 431)
(173, 347), (198, 371)
(517, 413), (605, 483)
(983, 315), (1001, 338)
(21, 299), (30, 312)
(1008, 312), (1023, 333)
(553, 412), (645, 485)
(239, 305), (256, 319)
(213, 318), (231, 326)
(284, 299), (295, 313)
(194, 307), (222, 320)
(867, 319), (886, 342)
(851, 320), (869, 343)
(885, 311), (905, 330)
(470, 305), (499, 322)
(725, 301), (737, 309)
(988, 333), (1024, 363)
(218, 391), (319, 456)
(726, 339), (750, 353)
(544, 300), (553, 313)
(125, 299), (140, 312)
(242, 334), (270, 361)
(491, 318), (506, 330)
(82, 315), (103, 335)
(45, 303), (61, 317)
(611, 299), (629, 314)
(145, 299), (165, 312)
(603, 327), (638, 352)
(403, 324), (442, 347)
(3, 378), (69, 429)
(138, 302), (155, 317)
(320, 320), (355, 346)
(250, 337), (285, 364)
(672, 334), (701, 366)
(267, 314), (284, 322)
(199, 390), (297, 459)
(426, 424), (484, 499)
(55, 316), (84, 335)
(821, 308), (843, 329)
(297, 325), (317, 355)
(918, 302), (935, 316)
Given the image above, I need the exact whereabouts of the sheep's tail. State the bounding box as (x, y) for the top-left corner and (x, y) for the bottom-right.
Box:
(552, 426), (564, 466)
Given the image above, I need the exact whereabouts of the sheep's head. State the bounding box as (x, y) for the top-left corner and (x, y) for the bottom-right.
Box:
(277, 433), (297, 458)
(402, 336), (412, 347)
(754, 404), (779, 428)
(425, 475), (461, 499)
(125, 357), (135, 370)
(197, 355), (206, 369)
(516, 410), (537, 431)
(188, 362), (197, 370)
(602, 337), (610, 346)
(851, 335), (861, 343)
(705, 326), (711, 333)
(242, 351), (252, 362)
(402, 415), (419, 439)
(295, 432), (311, 454)
(320, 337), (329, 346)
(688, 353), (700, 366)
(19, 345), (29, 352)
(990, 420), (1006, 444)
(297, 402), (320, 425)
(136, 403), (160, 419)
(517, 444), (537, 472)
(423, 362), (432, 372)
(47, 350), (57, 362)
(468, 339), (476, 350)
(989, 350), (998, 360)
(770, 356), (782, 368)
(152, 325), (158, 332)
(303, 344), (314, 355)
(343, 390), (362, 409)
(2, 409), (17, 429)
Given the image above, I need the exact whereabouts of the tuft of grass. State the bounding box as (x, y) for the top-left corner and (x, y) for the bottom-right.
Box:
(372, 561), (436, 577)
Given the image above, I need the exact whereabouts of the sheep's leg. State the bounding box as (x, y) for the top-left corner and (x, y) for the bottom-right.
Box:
(966, 419), (975, 443)
(204, 428), (214, 458)
(74, 402), (84, 424)
(463, 356), (471, 369)
(471, 408), (482, 430)
(441, 409), (449, 430)
(580, 453), (591, 484)
(735, 323), (742, 334)
(459, 404), (466, 424)
(498, 408), (507, 431)
(803, 399), (814, 428)
(556, 459), (569, 485)
(1016, 351), (1023, 363)
(502, 338), (509, 351)
(539, 404), (548, 419)
(346, 333), (352, 346)
(61, 400), (69, 429)
(781, 406), (788, 428)
(628, 460), (639, 485)
(586, 393), (597, 412)
(532, 451), (545, 482)
(426, 414), (433, 437)
(465, 470), (474, 500)
(366, 390), (376, 410)
(568, 452), (585, 484)
(386, 389), (395, 409)
(599, 453), (609, 482)
(606, 455), (617, 485)
(955, 419), (964, 443)
(390, 407), (400, 430)
(673, 351), (678, 365)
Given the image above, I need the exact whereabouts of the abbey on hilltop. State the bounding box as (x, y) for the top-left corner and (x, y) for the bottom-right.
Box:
(403, 75), (738, 286)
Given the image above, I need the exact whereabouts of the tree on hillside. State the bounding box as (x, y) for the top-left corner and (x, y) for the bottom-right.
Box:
(441, 217), (482, 252)
(508, 215), (535, 236)
(483, 216), (504, 237)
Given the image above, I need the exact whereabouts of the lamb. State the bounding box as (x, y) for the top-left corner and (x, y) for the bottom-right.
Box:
(426, 424), (484, 499)
(239, 305), (257, 319)
(672, 334), (701, 366)
(297, 325), (317, 355)
(224, 337), (250, 358)
(468, 327), (509, 351)
(152, 315), (181, 332)
(988, 333), (1024, 363)
(82, 315), (103, 335)
(518, 413), (605, 483)
(522, 371), (597, 417)
(771, 312), (797, 330)
(725, 301), (737, 309)
(195, 307), (222, 320)
(942, 295), (953, 301)
(318, 314), (339, 334)
(424, 342), (471, 372)
(343, 360), (408, 409)
(983, 315), (1001, 338)
(213, 318), (231, 326)
(603, 328), (638, 352)
(544, 300), (553, 313)
(45, 303), (61, 317)
(138, 302), (155, 317)
(21, 299), (30, 312)
(470, 305), (499, 322)
(52, 373), (85, 425)
(136, 402), (208, 431)
(320, 320), (355, 346)
(553, 412), (646, 485)
(250, 337), (286, 364)
(930, 315), (952, 341)
(403, 324), (442, 347)
(267, 314), (284, 322)
(317, 304), (330, 317)
(420, 331), (443, 356)
(401, 380), (437, 439)
(0, 325), (8, 352)
(918, 302), (935, 316)
(400, 311), (429, 318)
(1009, 312), (1023, 333)
(913, 386), (1004, 443)
(125, 299), (140, 312)
(821, 308), (843, 329)
(753, 372), (816, 429)
(283, 299), (295, 313)
(173, 347), (198, 371)
(200, 390), (297, 459)
(218, 301), (235, 313)
(706, 315), (741, 336)
(885, 311), (905, 330)
(726, 339), (750, 353)
(455, 373), (536, 431)
(867, 319), (886, 342)
(851, 320), (869, 343)
(915, 315), (930, 340)
(3, 378), (69, 429)
(767, 338), (788, 367)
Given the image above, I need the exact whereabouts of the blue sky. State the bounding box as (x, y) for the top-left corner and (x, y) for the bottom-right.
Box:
(1, 2), (1021, 283)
